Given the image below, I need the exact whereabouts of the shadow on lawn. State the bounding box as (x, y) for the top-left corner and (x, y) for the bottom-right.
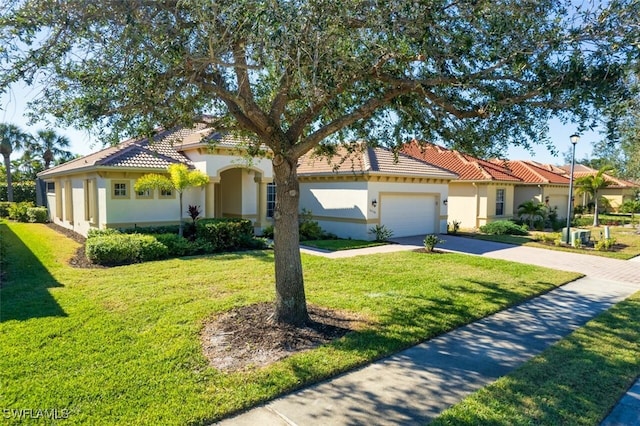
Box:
(0, 223), (67, 322)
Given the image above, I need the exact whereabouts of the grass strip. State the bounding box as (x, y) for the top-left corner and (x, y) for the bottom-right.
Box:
(433, 291), (640, 425)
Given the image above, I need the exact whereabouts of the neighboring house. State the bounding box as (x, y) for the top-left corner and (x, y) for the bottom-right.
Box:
(297, 144), (457, 239)
(37, 125), (274, 237)
(402, 141), (522, 229)
(495, 160), (570, 217)
(558, 164), (639, 211)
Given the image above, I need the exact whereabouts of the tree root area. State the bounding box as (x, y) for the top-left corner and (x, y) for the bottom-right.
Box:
(201, 302), (365, 372)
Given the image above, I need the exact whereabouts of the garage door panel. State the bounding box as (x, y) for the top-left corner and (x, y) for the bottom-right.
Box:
(381, 194), (436, 237)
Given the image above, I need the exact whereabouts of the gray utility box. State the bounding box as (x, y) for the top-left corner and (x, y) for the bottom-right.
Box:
(562, 228), (591, 245)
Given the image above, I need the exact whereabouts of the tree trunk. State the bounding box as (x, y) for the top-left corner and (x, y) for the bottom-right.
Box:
(3, 154), (13, 202)
(271, 154), (310, 326)
(593, 194), (599, 227)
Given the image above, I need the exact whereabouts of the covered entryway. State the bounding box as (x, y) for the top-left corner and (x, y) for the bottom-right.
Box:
(380, 193), (437, 237)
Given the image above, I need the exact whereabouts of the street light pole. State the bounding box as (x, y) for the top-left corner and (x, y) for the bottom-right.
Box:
(565, 134), (579, 244)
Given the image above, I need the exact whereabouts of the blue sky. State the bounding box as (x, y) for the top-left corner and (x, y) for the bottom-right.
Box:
(2, 81), (600, 166)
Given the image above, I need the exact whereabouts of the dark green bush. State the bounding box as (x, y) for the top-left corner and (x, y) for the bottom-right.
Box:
(0, 202), (11, 218)
(196, 218), (254, 252)
(121, 224), (181, 235)
(87, 228), (121, 238)
(154, 233), (193, 257)
(261, 225), (274, 239)
(479, 220), (529, 235)
(8, 202), (33, 222)
(86, 234), (168, 266)
(0, 182), (36, 203)
(299, 208), (324, 241)
(26, 207), (49, 223)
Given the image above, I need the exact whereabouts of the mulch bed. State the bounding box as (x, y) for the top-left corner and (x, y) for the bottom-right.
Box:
(46, 223), (104, 268)
(201, 302), (367, 372)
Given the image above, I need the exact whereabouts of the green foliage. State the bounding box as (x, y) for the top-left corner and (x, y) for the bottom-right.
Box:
(517, 200), (546, 229)
(447, 220), (461, 235)
(7, 201), (33, 221)
(153, 233), (193, 257)
(120, 225), (180, 236)
(0, 181), (36, 203)
(87, 228), (121, 238)
(85, 234), (169, 266)
(299, 208), (324, 241)
(26, 206), (48, 223)
(595, 238), (617, 251)
(0, 201), (11, 217)
(479, 220), (529, 236)
(423, 234), (444, 252)
(620, 200), (640, 214)
(369, 224), (394, 242)
(195, 218), (255, 252)
(261, 225), (274, 239)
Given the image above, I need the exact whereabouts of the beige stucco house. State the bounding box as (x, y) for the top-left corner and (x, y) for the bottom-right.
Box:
(402, 141), (524, 229)
(37, 125), (275, 237)
(297, 144), (457, 239)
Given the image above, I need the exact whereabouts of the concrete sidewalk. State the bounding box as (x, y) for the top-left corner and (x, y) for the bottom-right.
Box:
(219, 236), (640, 425)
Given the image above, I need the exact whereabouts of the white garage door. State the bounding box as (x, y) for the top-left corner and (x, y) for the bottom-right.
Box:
(380, 194), (437, 237)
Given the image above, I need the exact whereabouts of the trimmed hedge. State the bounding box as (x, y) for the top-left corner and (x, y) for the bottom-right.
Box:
(0, 202), (11, 218)
(479, 220), (529, 235)
(7, 202), (33, 222)
(86, 234), (169, 266)
(195, 218), (254, 252)
(27, 207), (49, 223)
(0, 182), (37, 203)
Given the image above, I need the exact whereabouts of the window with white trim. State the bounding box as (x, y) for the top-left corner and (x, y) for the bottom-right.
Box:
(496, 189), (505, 216)
(266, 183), (276, 218)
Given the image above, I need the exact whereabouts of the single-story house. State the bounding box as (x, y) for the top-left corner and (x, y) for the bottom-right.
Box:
(496, 160), (570, 217)
(558, 164), (639, 211)
(402, 141), (523, 229)
(37, 125), (275, 237)
(297, 144), (458, 239)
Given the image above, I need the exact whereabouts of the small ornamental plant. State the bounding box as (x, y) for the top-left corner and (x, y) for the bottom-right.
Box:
(423, 234), (444, 252)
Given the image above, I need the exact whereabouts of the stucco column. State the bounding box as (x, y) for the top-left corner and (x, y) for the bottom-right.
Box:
(205, 179), (219, 218)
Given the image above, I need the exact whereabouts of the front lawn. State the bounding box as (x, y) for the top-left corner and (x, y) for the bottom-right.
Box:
(457, 225), (640, 260)
(433, 290), (640, 425)
(301, 238), (386, 251)
(1, 222), (580, 425)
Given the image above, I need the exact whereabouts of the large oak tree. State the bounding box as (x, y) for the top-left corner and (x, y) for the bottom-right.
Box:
(1, 0), (637, 325)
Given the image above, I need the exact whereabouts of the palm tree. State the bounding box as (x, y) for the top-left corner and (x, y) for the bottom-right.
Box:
(0, 123), (31, 202)
(575, 166), (614, 227)
(134, 163), (210, 237)
(30, 129), (73, 169)
(517, 200), (547, 229)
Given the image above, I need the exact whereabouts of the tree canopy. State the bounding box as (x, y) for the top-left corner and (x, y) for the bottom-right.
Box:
(2, 0), (638, 324)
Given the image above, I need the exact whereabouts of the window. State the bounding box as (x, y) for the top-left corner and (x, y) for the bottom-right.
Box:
(496, 189), (505, 216)
(111, 181), (130, 199)
(160, 188), (174, 199)
(136, 188), (153, 199)
(266, 183), (276, 218)
(46, 182), (55, 193)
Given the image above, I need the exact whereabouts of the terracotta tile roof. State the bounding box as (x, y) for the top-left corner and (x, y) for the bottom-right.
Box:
(498, 160), (570, 184)
(38, 126), (207, 177)
(297, 144), (458, 179)
(401, 141), (521, 182)
(557, 164), (640, 188)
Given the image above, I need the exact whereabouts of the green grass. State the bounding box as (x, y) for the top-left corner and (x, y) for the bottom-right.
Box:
(301, 238), (386, 251)
(456, 225), (640, 260)
(1, 222), (581, 425)
(433, 291), (640, 425)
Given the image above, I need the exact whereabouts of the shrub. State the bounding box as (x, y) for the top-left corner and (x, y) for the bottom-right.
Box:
(154, 233), (193, 257)
(261, 225), (274, 239)
(447, 220), (461, 235)
(0, 202), (11, 218)
(121, 225), (181, 235)
(8, 202), (33, 222)
(595, 237), (616, 251)
(423, 234), (444, 252)
(87, 228), (121, 238)
(479, 220), (529, 235)
(196, 218), (254, 252)
(26, 207), (49, 223)
(369, 224), (393, 242)
(299, 208), (323, 241)
(0, 181), (36, 203)
(86, 234), (168, 266)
